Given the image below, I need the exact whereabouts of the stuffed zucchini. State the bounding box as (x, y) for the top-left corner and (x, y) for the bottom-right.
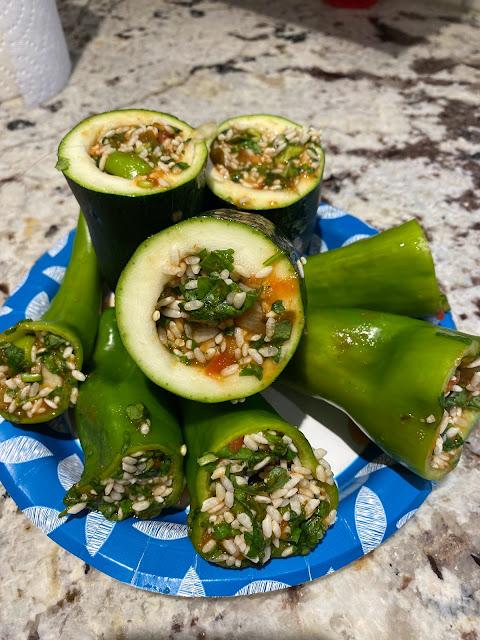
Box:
(206, 114), (324, 252)
(63, 309), (185, 520)
(116, 210), (305, 402)
(283, 307), (480, 480)
(182, 396), (338, 568)
(57, 109), (208, 287)
(0, 213), (101, 424)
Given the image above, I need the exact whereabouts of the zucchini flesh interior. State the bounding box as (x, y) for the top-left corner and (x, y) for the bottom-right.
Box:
(431, 355), (480, 472)
(207, 114), (324, 210)
(0, 327), (83, 422)
(116, 212), (305, 402)
(58, 109), (206, 197)
(196, 431), (336, 568)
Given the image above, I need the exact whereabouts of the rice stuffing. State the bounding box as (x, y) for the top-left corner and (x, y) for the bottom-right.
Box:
(153, 246), (297, 379)
(197, 431), (336, 567)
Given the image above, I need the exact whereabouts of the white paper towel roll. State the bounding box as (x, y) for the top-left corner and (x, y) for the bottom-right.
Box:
(0, 0), (71, 106)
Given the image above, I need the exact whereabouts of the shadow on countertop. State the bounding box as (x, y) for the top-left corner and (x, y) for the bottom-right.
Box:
(220, 0), (472, 56)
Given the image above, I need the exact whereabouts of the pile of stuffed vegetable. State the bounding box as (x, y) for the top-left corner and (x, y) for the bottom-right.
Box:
(0, 108), (478, 576)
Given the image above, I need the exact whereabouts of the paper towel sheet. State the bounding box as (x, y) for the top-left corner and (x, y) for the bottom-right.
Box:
(0, 0), (71, 106)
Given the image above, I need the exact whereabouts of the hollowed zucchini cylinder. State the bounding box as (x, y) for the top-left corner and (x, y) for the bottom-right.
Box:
(182, 395), (338, 568)
(283, 307), (480, 480)
(0, 213), (101, 424)
(63, 308), (185, 520)
(205, 114), (325, 253)
(57, 109), (208, 287)
(116, 210), (306, 402)
(305, 219), (448, 317)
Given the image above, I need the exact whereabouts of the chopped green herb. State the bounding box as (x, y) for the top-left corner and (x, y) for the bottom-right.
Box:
(44, 334), (65, 349)
(263, 432), (295, 461)
(180, 274), (259, 324)
(240, 363), (263, 380)
(264, 467), (289, 492)
(440, 390), (480, 411)
(249, 337), (264, 350)
(39, 351), (66, 376)
(288, 524), (302, 544)
(103, 131), (127, 147)
(467, 396), (480, 409)
(271, 300), (285, 314)
(199, 248), (234, 274)
(243, 520), (265, 560)
(175, 162), (190, 170)
(271, 320), (292, 345)
(212, 522), (234, 540)
(443, 434), (464, 451)
(215, 446), (253, 462)
(0, 343), (26, 374)
(296, 505), (329, 552)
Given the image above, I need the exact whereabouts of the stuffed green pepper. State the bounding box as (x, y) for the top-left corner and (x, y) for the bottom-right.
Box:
(63, 308), (185, 520)
(0, 213), (101, 424)
(283, 308), (480, 480)
(57, 109), (208, 287)
(182, 396), (338, 568)
(206, 114), (324, 252)
(305, 219), (448, 317)
(116, 210), (306, 402)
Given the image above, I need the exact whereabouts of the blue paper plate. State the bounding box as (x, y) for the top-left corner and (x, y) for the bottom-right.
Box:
(0, 204), (455, 597)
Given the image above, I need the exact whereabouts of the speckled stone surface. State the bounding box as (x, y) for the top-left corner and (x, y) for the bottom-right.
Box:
(0, 1), (479, 638)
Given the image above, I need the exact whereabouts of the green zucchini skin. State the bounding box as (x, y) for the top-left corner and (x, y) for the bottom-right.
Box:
(204, 184), (321, 254)
(66, 175), (205, 288)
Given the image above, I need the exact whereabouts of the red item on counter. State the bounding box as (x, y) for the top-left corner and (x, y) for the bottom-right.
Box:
(324, 0), (377, 7)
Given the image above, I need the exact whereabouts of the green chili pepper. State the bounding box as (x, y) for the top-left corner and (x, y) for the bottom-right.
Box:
(282, 307), (480, 480)
(104, 150), (152, 179)
(63, 308), (185, 521)
(306, 220), (448, 317)
(182, 395), (338, 568)
(0, 213), (101, 424)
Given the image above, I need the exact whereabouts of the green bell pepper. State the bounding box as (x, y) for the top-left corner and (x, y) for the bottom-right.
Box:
(282, 307), (480, 480)
(63, 308), (185, 520)
(182, 395), (338, 568)
(0, 213), (101, 424)
(306, 219), (448, 317)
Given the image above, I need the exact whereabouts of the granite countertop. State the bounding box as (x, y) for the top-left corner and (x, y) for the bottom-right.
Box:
(0, 0), (479, 638)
